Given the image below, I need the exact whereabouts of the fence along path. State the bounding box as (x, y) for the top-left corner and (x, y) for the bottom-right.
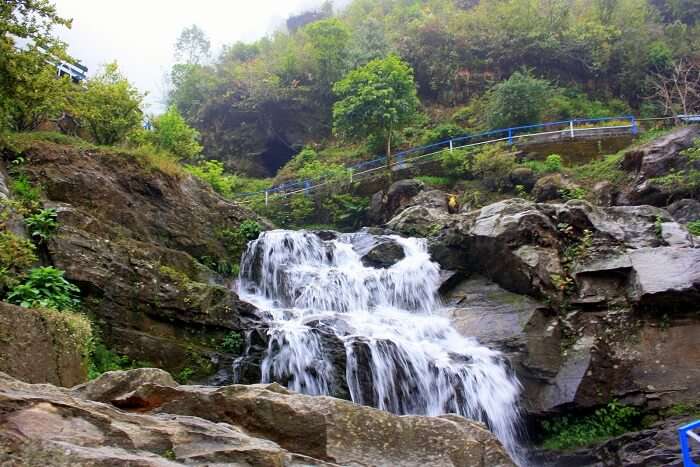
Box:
(234, 114), (697, 206)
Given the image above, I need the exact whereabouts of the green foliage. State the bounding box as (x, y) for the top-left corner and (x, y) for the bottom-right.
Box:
(24, 208), (58, 242)
(72, 62), (144, 145)
(540, 401), (640, 450)
(218, 220), (262, 271)
(651, 169), (700, 194)
(559, 186), (588, 201)
(184, 160), (271, 198)
(303, 18), (351, 96)
(687, 220), (700, 236)
(134, 106), (202, 160)
(0, 1), (73, 132)
(333, 55), (420, 157)
(421, 123), (465, 145)
(572, 152), (627, 185)
(7, 266), (80, 311)
(544, 154), (563, 173)
(415, 176), (453, 187)
(88, 337), (149, 380)
(0, 231), (37, 290)
(219, 331), (243, 354)
(441, 146), (473, 176)
(485, 71), (551, 129)
(321, 194), (368, 229)
(472, 144), (517, 191)
(289, 194), (315, 226)
(10, 175), (41, 211)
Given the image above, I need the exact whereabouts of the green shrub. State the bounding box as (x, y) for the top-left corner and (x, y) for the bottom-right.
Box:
(544, 154), (562, 173)
(540, 401), (640, 450)
(10, 175), (41, 211)
(687, 220), (700, 236)
(137, 106), (202, 160)
(485, 70), (551, 129)
(421, 123), (465, 145)
(88, 337), (149, 380)
(472, 144), (516, 192)
(440, 146), (472, 176)
(289, 194), (315, 226)
(184, 160), (271, 198)
(24, 208), (58, 242)
(219, 220), (261, 262)
(0, 231), (37, 290)
(219, 331), (243, 354)
(559, 186), (588, 200)
(7, 266), (80, 311)
(415, 175), (452, 187)
(321, 193), (368, 229)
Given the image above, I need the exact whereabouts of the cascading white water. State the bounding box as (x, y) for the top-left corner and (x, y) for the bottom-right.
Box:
(238, 229), (523, 461)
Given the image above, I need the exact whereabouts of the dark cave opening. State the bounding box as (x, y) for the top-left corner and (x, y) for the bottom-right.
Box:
(260, 137), (298, 176)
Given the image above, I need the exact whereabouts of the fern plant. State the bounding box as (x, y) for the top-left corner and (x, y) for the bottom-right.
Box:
(25, 208), (58, 242)
(7, 266), (80, 311)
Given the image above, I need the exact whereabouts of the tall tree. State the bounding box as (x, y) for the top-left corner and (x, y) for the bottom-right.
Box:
(174, 24), (210, 65)
(0, 0), (73, 130)
(304, 18), (350, 97)
(332, 55), (419, 174)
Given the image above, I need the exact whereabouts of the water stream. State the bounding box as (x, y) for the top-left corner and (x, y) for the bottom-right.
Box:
(237, 229), (523, 461)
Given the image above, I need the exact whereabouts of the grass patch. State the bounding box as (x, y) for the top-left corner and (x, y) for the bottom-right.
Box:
(415, 175), (453, 187)
(539, 401), (640, 451)
(126, 145), (186, 178)
(88, 337), (151, 380)
(570, 151), (628, 185)
(1, 131), (97, 153)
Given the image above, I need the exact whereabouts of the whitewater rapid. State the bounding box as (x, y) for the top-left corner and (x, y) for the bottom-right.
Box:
(236, 229), (523, 460)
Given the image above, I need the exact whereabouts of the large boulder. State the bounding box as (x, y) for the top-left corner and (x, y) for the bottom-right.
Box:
(367, 179), (425, 225)
(0, 302), (90, 387)
(618, 125), (700, 205)
(0, 370), (516, 466)
(360, 238), (406, 268)
(667, 198), (700, 224)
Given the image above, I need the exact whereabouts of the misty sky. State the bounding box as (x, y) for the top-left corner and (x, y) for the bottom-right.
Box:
(53, 0), (335, 112)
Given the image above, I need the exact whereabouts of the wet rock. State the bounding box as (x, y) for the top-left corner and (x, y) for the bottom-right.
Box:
(592, 181), (616, 207)
(367, 178), (425, 225)
(628, 247), (700, 308)
(667, 198), (700, 224)
(360, 239), (405, 268)
(0, 371), (516, 466)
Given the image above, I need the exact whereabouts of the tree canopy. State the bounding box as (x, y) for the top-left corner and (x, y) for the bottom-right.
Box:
(333, 54), (420, 159)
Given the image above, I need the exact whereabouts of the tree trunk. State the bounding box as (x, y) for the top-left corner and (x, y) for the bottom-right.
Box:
(386, 126), (393, 183)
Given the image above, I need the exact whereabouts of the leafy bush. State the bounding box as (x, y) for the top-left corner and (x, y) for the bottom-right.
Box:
(540, 401), (640, 450)
(7, 266), (80, 311)
(10, 175), (41, 211)
(72, 62), (144, 146)
(485, 70), (551, 129)
(322, 194), (368, 229)
(415, 175), (452, 187)
(289, 194), (315, 226)
(559, 186), (588, 200)
(688, 220), (700, 236)
(545, 89), (630, 120)
(24, 208), (58, 242)
(472, 144), (516, 191)
(544, 154), (563, 173)
(0, 231), (37, 290)
(219, 331), (244, 354)
(185, 160), (271, 198)
(88, 337), (148, 380)
(218, 220), (262, 271)
(297, 159), (351, 183)
(440, 146), (473, 176)
(421, 123), (465, 145)
(133, 106), (202, 160)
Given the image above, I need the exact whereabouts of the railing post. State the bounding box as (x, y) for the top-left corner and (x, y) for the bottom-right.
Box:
(679, 420), (700, 467)
(304, 180), (311, 196)
(449, 139), (453, 152)
(631, 116), (639, 135)
(350, 168), (353, 184)
(507, 128), (513, 145)
(265, 190), (268, 207)
(570, 120), (575, 138)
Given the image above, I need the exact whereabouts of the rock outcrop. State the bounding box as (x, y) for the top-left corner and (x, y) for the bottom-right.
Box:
(0, 302), (90, 387)
(5, 141), (267, 380)
(367, 178), (425, 225)
(618, 125), (700, 205)
(0, 369), (516, 466)
(388, 197), (700, 417)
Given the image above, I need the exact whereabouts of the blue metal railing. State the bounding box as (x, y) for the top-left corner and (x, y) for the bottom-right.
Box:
(680, 420), (700, 467)
(236, 114), (641, 200)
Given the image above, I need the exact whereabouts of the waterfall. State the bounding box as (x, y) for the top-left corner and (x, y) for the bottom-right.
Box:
(238, 229), (523, 461)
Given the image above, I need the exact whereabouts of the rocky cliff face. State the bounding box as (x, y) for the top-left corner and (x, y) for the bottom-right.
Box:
(5, 141), (266, 380)
(0, 369), (515, 466)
